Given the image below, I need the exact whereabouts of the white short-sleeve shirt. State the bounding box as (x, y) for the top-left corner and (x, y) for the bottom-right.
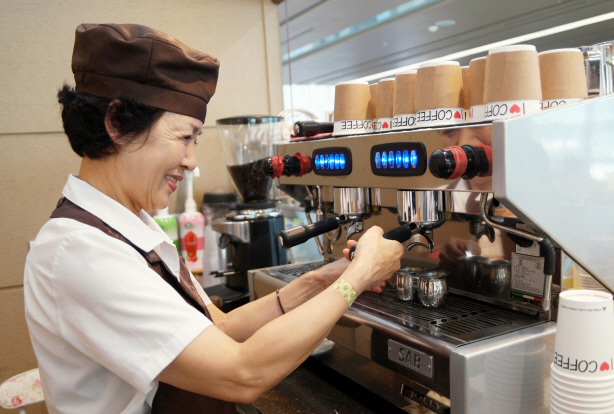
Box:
(24, 175), (213, 414)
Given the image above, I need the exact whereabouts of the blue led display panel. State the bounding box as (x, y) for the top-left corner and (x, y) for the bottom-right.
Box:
(370, 142), (427, 176)
(312, 147), (352, 176)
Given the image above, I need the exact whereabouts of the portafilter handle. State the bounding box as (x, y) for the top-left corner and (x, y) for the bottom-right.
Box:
(348, 223), (419, 261)
(278, 215), (348, 249)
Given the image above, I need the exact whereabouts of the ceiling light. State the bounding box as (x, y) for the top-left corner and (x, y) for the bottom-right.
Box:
(436, 19), (456, 27)
(428, 25), (439, 32)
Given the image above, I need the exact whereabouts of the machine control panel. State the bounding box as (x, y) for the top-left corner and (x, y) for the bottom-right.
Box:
(370, 142), (427, 176)
(312, 147), (352, 176)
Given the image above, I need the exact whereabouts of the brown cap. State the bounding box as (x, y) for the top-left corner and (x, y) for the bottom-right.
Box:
(71, 24), (220, 121)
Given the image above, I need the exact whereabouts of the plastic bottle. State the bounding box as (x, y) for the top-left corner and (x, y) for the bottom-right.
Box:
(153, 207), (180, 253)
(178, 167), (205, 274)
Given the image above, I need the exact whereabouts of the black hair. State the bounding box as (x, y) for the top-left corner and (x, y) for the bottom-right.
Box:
(57, 84), (165, 159)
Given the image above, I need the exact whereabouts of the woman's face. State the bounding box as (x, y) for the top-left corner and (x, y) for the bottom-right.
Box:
(115, 111), (203, 213)
(439, 125), (493, 148)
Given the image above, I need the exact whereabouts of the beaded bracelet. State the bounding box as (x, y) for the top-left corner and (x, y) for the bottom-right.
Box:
(333, 278), (357, 306)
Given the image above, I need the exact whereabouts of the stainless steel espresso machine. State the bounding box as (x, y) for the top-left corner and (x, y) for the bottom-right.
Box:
(248, 93), (614, 413)
(207, 116), (289, 312)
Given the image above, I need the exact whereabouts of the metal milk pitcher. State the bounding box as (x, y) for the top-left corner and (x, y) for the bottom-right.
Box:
(580, 41), (614, 96)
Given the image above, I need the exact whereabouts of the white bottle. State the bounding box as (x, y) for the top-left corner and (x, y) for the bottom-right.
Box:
(178, 167), (205, 275)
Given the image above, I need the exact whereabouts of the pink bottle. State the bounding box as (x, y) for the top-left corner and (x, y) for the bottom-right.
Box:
(179, 168), (205, 274)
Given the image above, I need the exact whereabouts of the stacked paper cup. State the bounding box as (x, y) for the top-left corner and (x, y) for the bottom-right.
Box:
(374, 78), (395, 132)
(392, 70), (417, 130)
(468, 56), (487, 122)
(415, 61), (465, 128)
(461, 66), (470, 122)
(539, 48), (588, 109)
(483, 45), (542, 121)
(550, 289), (614, 413)
(332, 81), (372, 136)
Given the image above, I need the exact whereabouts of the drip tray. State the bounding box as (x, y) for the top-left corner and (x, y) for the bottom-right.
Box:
(262, 262), (544, 345)
(355, 288), (543, 345)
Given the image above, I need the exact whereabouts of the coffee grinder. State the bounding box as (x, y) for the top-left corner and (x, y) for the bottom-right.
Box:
(207, 116), (288, 311)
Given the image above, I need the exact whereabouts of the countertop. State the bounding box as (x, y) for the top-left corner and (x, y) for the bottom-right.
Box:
(247, 357), (409, 414)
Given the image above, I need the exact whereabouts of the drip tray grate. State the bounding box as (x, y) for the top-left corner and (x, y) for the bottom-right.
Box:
(356, 288), (541, 344)
(265, 260), (331, 281)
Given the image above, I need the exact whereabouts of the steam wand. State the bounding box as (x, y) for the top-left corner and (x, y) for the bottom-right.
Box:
(478, 193), (555, 312)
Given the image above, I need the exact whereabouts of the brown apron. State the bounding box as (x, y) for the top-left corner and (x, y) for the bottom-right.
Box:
(51, 197), (237, 414)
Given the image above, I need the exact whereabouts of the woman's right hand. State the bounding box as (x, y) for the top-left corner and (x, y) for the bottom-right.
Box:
(341, 226), (404, 293)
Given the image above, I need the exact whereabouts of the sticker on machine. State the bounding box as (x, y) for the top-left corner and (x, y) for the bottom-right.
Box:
(511, 253), (545, 305)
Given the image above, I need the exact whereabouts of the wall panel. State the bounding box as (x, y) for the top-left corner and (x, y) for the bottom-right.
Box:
(0, 1), (282, 410)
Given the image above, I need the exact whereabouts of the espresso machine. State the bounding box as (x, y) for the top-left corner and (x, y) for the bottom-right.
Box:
(207, 116), (289, 312)
(248, 88), (614, 412)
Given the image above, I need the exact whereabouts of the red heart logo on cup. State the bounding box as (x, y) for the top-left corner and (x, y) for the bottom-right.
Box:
(383, 122), (389, 129)
(454, 111), (461, 119)
(510, 104), (521, 114)
(601, 362), (610, 371)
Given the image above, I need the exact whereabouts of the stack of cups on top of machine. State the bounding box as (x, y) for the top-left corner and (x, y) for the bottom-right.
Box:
(331, 44), (589, 136)
(550, 289), (614, 414)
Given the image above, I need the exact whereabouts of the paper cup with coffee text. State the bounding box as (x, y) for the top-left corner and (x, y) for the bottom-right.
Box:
(374, 78), (395, 133)
(483, 45), (542, 120)
(415, 61), (465, 128)
(333, 81), (373, 136)
(392, 70), (418, 130)
(552, 289), (614, 379)
(468, 57), (487, 122)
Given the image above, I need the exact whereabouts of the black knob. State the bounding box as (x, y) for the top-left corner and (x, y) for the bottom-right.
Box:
(282, 155), (302, 177)
(261, 157), (275, 177)
(429, 145), (492, 180)
(428, 149), (456, 179)
(263, 153), (312, 178)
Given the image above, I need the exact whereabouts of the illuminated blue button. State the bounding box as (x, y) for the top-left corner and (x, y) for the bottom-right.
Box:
(329, 154), (335, 169)
(403, 150), (410, 168)
(315, 155), (320, 169)
(374, 152), (381, 169)
(324, 154), (329, 169)
(382, 151), (388, 168)
(334, 154), (340, 169)
(396, 151), (402, 169)
(410, 150), (418, 169)
(388, 151), (394, 169)
(340, 154), (346, 169)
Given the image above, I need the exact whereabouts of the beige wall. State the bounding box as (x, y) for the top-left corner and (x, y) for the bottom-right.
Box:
(0, 1), (282, 412)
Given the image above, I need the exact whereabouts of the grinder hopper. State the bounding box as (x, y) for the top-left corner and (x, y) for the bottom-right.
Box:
(216, 116), (284, 203)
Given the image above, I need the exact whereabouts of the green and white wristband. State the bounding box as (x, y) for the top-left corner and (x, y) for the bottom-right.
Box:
(333, 278), (357, 306)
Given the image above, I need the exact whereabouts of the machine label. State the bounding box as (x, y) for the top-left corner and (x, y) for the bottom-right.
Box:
(388, 339), (433, 378)
(401, 384), (450, 414)
(511, 253), (545, 298)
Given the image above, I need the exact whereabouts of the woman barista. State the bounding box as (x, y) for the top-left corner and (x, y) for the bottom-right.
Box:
(23, 24), (404, 414)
